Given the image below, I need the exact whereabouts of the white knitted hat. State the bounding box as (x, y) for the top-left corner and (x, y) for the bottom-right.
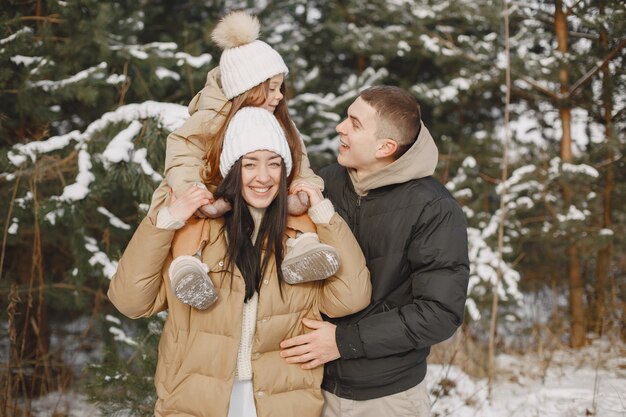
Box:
(220, 107), (292, 177)
(212, 11), (288, 99)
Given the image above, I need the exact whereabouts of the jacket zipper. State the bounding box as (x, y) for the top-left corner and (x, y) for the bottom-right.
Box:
(355, 196), (361, 228)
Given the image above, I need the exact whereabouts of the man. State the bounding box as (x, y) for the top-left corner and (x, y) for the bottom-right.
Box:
(280, 86), (469, 416)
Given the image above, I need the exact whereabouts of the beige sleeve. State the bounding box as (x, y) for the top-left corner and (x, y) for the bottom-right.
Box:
(156, 107), (227, 214)
(164, 69), (229, 197)
(108, 216), (173, 319)
(164, 127), (207, 198)
(147, 178), (171, 217)
(308, 199), (335, 224)
(292, 142), (325, 191)
(316, 214), (371, 318)
(147, 127), (206, 218)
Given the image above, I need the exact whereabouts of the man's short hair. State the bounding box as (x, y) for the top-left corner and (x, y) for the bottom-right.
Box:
(359, 86), (421, 159)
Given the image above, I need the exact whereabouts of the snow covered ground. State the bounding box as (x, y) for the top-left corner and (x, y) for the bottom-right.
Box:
(27, 338), (625, 416)
(426, 338), (626, 417)
(27, 390), (100, 417)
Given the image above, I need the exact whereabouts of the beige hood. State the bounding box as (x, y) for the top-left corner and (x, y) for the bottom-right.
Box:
(187, 67), (231, 115)
(175, 67), (231, 140)
(348, 121), (439, 196)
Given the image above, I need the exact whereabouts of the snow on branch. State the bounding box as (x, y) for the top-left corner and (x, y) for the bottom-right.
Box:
(28, 62), (108, 92)
(467, 227), (522, 321)
(0, 27), (33, 45)
(7, 101), (187, 201)
(108, 326), (137, 346)
(109, 42), (212, 68)
(97, 207), (131, 230)
(84, 236), (118, 280)
(59, 149), (94, 201)
(101, 121), (144, 165)
(292, 67), (388, 109)
(547, 157), (598, 180)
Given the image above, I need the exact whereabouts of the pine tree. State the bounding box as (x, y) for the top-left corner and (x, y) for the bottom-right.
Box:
(0, 0), (218, 411)
(580, 0), (626, 337)
(506, 0), (626, 346)
(2, 0), (623, 412)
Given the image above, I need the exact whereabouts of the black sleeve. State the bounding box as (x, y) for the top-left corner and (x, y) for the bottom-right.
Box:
(337, 197), (469, 359)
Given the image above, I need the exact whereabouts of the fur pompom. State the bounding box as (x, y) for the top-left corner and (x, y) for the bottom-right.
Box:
(212, 11), (260, 49)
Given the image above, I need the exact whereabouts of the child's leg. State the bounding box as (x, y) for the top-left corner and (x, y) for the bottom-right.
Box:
(282, 214), (341, 284)
(169, 218), (217, 309)
(286, 213), (317, 237)
(171, 216), (210, 257)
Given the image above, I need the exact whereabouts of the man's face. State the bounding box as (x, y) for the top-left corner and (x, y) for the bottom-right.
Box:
(335, 97), (381, 176)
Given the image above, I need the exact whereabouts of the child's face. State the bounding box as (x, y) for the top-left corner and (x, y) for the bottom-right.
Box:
(240, 150), (283, 208)
(262, 74), (285, 113)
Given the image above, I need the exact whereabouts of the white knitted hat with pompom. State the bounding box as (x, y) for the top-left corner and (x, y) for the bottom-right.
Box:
(212, 11), (288, 99)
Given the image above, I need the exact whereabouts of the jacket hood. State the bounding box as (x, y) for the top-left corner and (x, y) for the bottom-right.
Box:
(187, 67), (230, 116)
(348, 121), (439, 195)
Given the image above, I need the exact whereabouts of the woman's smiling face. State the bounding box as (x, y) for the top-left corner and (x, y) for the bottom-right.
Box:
(240, 150), (283, 208)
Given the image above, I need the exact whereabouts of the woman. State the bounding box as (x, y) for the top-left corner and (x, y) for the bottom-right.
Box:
(108, 107), (371, 417)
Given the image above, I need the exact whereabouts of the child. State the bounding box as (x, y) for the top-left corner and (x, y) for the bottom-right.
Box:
(147, 11), (340, 309)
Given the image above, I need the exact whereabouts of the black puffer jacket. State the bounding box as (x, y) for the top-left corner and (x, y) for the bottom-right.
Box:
(320, 163), (469, 400)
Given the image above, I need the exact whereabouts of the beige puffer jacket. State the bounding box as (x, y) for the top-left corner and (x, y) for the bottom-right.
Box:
(108, 213), (371, 417)
(149, 67), (323, 216)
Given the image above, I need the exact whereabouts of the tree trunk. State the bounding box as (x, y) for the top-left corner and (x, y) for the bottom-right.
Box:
(7, 178), (53, 404)
(555, 0), (571, 161)
(555, 0), (586, 348)
(559, 108), (572, 161)
(568, 246), (586, 347)
(595, 246), (610, 333)
(594, 22), (614, 335)
(357, 55), (366, 73)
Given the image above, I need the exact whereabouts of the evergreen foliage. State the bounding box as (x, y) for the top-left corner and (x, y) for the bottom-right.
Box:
(84, 314), (162, 416)
(0, 0), (624, 412)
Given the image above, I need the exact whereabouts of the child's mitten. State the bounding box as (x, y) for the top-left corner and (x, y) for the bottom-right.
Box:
(287, 191), (310, 216)
(198, 197), (232, 218)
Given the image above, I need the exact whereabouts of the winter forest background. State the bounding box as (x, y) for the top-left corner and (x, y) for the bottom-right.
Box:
(1, 0), (625, 416)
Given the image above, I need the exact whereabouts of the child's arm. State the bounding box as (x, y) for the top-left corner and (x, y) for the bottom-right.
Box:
(291, 133), (324, 192)
(287, 134), (325, 215)
(165, 67), (230, 198)
(146, 119), (217, 218)
(164, 130), (209, 198)
(293, 143), (324, 191)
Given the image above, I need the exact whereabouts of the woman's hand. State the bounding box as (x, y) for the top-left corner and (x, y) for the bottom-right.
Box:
(168, 186), (214, 222)
(290, 183), (323, 207)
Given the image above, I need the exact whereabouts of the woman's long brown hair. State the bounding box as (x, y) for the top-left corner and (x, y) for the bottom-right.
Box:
(215, 159), (288, 301)
(201, 80), (302, 187)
